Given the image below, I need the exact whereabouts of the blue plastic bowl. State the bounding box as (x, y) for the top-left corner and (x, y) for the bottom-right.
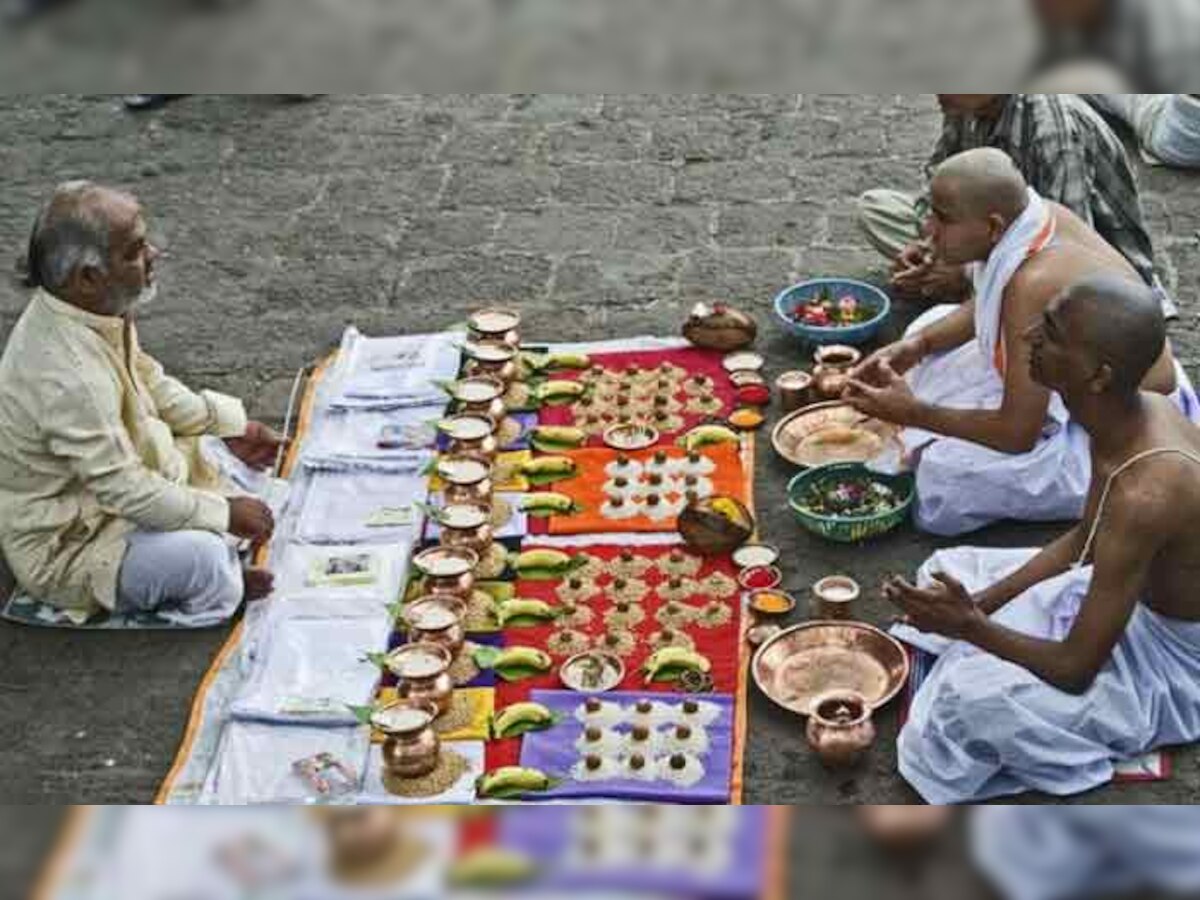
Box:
(773, 278), (892, 346)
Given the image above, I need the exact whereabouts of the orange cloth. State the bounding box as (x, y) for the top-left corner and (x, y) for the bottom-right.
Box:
(539, 442), (748, 535)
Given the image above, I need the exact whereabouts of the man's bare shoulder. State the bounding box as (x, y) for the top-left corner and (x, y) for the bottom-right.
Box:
(1103, 452), (1200, 540)
(1004, 255), (1067, 318)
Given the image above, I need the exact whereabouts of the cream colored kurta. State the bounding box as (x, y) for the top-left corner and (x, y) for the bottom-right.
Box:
(0, 290), (248, 615)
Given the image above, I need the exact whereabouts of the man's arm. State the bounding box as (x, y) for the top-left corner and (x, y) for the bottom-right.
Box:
(973, 525), (1086, 616)
(43, 371), (230, 534)
(908, 276), (1054, 453)
(963, 486), (1158, 694)
(134, 345), (247, 439)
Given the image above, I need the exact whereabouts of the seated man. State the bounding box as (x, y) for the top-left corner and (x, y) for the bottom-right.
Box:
(857, 93), (1174, 318)
(846, 148), (1197, 536)
(0, 181), (280, 624)
(887, 275), (1200, 804)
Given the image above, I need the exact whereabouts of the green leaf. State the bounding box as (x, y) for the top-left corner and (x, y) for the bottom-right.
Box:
(472, 645), (502, 670)
(525, 471), (577, 487)
(477, 582), (515, 604)
(363, 651), (390, 670)
(493, 664), (549, 683)
(347, 704), (376, 726)
(493, 712), (562, 740)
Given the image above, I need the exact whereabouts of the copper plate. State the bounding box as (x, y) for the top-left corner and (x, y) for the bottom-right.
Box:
(771, 401), (903, 469)
(752, 621), (909, 716)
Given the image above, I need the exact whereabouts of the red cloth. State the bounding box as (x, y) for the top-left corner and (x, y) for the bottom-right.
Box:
(485, 543), (741, 772)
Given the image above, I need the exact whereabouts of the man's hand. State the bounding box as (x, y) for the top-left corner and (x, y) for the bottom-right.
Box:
(891, 241), (969, 301)
(225, 421), (287, 470)
(850, 336), (927, 385)
(883, 573), (984, 641)
(228, 496), (274, 544)
(844, 358), (922, 426)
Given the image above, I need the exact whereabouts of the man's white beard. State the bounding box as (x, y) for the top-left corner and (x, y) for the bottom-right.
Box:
(129, 282), (158, 311)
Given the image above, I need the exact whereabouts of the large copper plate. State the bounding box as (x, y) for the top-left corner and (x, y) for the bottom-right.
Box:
(771, 401), (903, 469)
(752, 621), (909, 716)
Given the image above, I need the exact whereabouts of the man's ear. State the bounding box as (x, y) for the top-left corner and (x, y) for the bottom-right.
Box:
(987, 213), (1008, 245)
(1090, 361), (1115, 395)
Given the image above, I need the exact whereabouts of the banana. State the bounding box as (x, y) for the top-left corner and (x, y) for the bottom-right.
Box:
(521, 492), (579, 517)
(475, 766), (554, 799)
(544, 352), (591, 370)
(495, 598), (558, 628)
(449, 849), (538, 887)
(494, 647), (553, 672)
(537, 380), (586, 404)
(643, 647), (711, 683)
(513, 548), (584, 580)
(491, 701), (556, 739)
(531, 425), (587, 453)
(680, 424), (740, 452)
(521, 456), (577, 477)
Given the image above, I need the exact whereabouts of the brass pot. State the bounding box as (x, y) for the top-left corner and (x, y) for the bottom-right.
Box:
(373, 699), (441, 779)
(812, 345), (863, 401)
(805, 690), (876, 769)
(437, 503), (494, 555)
(385, 642), (454, 717)
(411, 547), (478, 601)
(403, 596), (466, 656)
(682, 302), (758, 352)
(776, 370), (814, 413)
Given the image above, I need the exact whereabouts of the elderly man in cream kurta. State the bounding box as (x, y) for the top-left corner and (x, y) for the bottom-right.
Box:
(0, 182), (280, 624)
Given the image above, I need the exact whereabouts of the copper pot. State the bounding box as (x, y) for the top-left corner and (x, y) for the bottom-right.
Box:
(436, 503), (494, 555)
(812, 345), (863, 401)
(805, 690), (876, 768)
(436, 456), (495, 507)
(385, 643), (454, 716)
(449, 376), (508, 422)
(411, 547), (478, 601)
(463, 344), (520, 387)
(468, 307), (522, 349)
(777, 370), (814, 413)
(373, 699), (441, 779)
(403, 596), (466, 656)
(437, 415), (499, 463)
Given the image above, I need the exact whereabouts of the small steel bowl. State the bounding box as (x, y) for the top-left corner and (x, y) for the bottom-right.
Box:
(748, 588), (798, 618)
(559, 651), (625, 694)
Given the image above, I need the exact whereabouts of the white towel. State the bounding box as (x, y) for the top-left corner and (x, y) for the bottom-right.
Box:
(972, 187), (1055, 376)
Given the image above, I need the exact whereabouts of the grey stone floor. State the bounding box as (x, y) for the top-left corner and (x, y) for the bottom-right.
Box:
(0, 96), (1198, 822)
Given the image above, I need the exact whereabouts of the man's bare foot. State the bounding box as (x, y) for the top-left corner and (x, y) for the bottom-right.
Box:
(857, 806), (953, 850)
(243, 567), (274, 602)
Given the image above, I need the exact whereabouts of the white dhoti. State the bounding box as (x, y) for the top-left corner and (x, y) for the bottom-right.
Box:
(894, 546), (1200, 805)
(971, 806), (1200, 900)
(903, 305), (1200, 536)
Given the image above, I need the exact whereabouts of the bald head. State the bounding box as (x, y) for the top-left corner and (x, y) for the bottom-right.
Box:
(933, 148), (1030, 222)
(1061, 274), (1166, 396)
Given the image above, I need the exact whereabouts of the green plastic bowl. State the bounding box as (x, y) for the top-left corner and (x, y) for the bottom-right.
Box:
(786, 463), (915, 543)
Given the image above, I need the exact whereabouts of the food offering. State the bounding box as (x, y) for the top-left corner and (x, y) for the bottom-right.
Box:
(789, 289), (875, 328)
(517, 691), (736, 802)
(796, 475), (902, 519)
(771, 401), (903, 469)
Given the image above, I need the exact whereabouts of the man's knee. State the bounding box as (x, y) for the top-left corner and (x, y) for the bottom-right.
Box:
(186, 532), (242, 609)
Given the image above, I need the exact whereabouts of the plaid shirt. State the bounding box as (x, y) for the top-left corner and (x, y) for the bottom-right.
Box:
(927, 93), (1158, 286)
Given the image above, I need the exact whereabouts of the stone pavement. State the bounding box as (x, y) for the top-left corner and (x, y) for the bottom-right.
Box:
(0, 95), (1198, 812)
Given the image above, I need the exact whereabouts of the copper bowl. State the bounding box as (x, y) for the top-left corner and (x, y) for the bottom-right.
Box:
(411, 546), (478, 600)
(752, 621), (909, 716)
(677, 496), (755, 556)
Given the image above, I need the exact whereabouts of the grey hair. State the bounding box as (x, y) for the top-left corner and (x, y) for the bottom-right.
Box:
(26, 180), (113, 292)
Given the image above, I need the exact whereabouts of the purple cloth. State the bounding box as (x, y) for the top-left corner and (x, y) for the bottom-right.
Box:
(518, 690), (735, 803)
(497, 806), (770, 899)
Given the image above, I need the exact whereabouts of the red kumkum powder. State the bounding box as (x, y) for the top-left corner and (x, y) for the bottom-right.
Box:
(741, 566), (778, 590)
(736, 383), (771, 407)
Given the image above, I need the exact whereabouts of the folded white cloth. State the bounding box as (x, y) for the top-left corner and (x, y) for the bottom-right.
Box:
(327, 327), (463, 411)
(971, 187), (1055, 377)
(293, 459), (430, 545)
(230, 606), (389, 726)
